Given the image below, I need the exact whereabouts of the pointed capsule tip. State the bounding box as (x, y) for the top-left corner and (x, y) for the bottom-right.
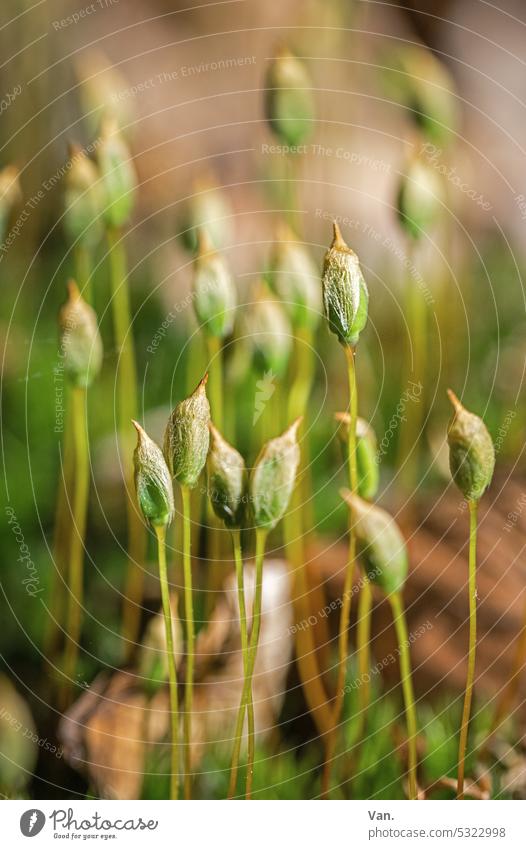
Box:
(196, 226), (214, 257)
(331, 220), (346, 249)
(287, 416), (303, 439)
(334, 411), (350, 424)
(447, 388), (463, 414)
(340, 487), (361, 512)
(340, 486), (352, 504)
(66, 279), (81, 300)
(67, 141), (82, 159)
(132, 419), (146, 442)
(276, 220), (296, 243)
(196, 372), (209, 392)
(208, 420), (223, 443)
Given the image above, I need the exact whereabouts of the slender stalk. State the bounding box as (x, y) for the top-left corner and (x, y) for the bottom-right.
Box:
(357, 576), (372, 721)
(398, 239), (426, 491)
(204, 335), (223, 619)
(284, 153), (301, 234)
(180, 484), (194, 799)
(75, 243), (92, 304)
(457, 498), (478, 799)
(321, 344), (358, 798)
(46, 396), (74, 658)
(61, 386), (89, 708)
(228, 528), (267, 799)
(154, 525), (179, 800)
(230, 529), (256, 797)
(107, 228), (146, 653)
(283, 327), (332, 741)
(389, 590), (418, 800)
(206, 335), (223, 432)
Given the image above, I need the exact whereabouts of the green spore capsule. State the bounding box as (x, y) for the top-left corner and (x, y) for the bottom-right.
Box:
(178, 180), (232, 254)
(163, 375), (211, 489)
(265, 48), (315, 147)
(336, 413), (379, 500)
(250, 418), (302, 531)
(208, 423), (246, 528)
(246, 283), (292, 377)
(268, 223), (321, 330)
(341, 490), (408, 596)
(193, 229), (236, 339)
(396, 154), (444, 240)
(97, 118), (137, 229)
(138, 598), (182, 697)
(383, 45), (458, 148)
(447, 389), (495, 502)
(64, 144), (103, 248)
(133, 420), (175, 528)
(322, 222), (369, 348)
(59, 280), (103, 388)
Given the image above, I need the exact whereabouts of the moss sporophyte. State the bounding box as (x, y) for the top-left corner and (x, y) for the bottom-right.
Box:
(57, 281), (102, 710)
(96, 116), (146, 652)
(132, 421), (179, 799)
(341, 491), (418, 800)
(228, 419), (301, 799)
(164, 375), (210, 798)
(207, 424), (254, 798)
(322, 222), (369, 349)
(265, 48), (315, 148)
(446, 390), (495, 799)
(321, 224), (368, 798)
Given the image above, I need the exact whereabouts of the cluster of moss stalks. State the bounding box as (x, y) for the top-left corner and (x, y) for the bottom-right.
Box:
(41, 42), (514, 801)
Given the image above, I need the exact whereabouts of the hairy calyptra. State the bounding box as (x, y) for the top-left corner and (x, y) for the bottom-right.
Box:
(396, 154), (444, 240)
(447, 390), (495, 502)
(64, 144), (103, 248)
(265, 48), (314, 148)
(193, 229), (236, 339)
(250, 418), (302, 531)
(322, 222), (369, 348)
(269, 224), (321, 330)
(208, 423), (246, 528)
(336, 414), (379, 500)
(59, 280), (103, 388)
(341, 490), (408, 596)
(133, 421), (175, 528)
(98, 118), (137, 230)
(164, 375), (210, 489)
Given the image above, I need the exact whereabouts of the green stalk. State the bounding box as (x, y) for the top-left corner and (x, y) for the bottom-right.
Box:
(321, 344), (358, 798)
(228, 528), (267, 799)
(154, 525), (179, 800)
(284, 154), (301, 234)
(106, 228), (146, 654)
(75, 243), (92, 304)
(398, 240), (426, 491)
(231, 529), (255, 795)
(457, 498), (478, 799)
(283, 327), (332, 742)
(389, 590), (418, 800)
(357, 576), (372, 721)
(61, 386), (89, 709)
(46, 395), (74, 658)
(287, 325), (316, 535)
(205, 334), (223, 618)
(206, 335), (223, 432)
(180, 484), (194, 799)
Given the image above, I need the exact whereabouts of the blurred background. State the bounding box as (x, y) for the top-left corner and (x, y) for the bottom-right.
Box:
(1, 0), (525, 799)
